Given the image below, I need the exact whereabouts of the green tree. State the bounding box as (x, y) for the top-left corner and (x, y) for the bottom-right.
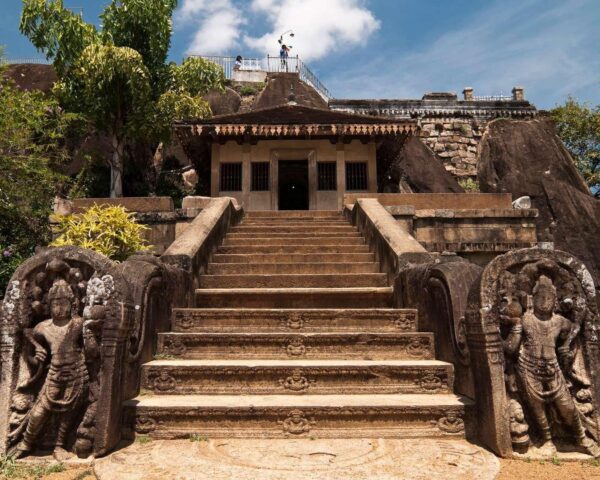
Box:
(20, 0), (225, 198)
(551, 97), (600, 197)
(0, 67), (74, 296)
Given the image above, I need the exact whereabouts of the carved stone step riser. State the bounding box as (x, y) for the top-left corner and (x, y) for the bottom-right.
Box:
(198, 274), (388, 289)
(156, 334), (435, 360)
(217, 245), (370, 254)
(227, 232), (362, 238)
(211, 253), (377, 264)
(125, 406), (471, 439)
(224, 237), (366, 246)
(171, 309), (418, 333)
(229, 227), (357, 234)
(239, 219), (350, 224)
(195, 292), (393, 309)
(245, 211), (341, 218)
(140, 366), (453, 395)
(207, 263), (380, 275)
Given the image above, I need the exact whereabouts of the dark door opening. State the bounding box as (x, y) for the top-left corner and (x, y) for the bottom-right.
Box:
(278, 160), (309, 210)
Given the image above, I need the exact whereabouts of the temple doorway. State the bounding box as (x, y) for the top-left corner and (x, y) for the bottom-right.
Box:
(278, 160), (309, 210)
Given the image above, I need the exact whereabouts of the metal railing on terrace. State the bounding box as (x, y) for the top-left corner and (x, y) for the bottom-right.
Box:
(1, 58), (50, 65)
(473, 94), (513, 101)
(190, 55), (333, 101)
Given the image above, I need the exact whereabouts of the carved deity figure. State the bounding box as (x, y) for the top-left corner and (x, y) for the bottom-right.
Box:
(11, 279), (95, 458)
(503, 275), (600, 457)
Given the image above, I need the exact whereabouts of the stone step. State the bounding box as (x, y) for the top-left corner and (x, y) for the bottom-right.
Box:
(207, 262), (380, 275)
(140, 359), (454, 395)
(124, 393), (472, 439)
(239, 221), (351, 227)
(156, 332), (434, 360)
(198, 273), (388, 289)
(227, 232), (363, 238)
(195, 287), (393, 308)
(211, 253), (376, 264)
(217, 245), (370, 254)
(230, 226), (357, 234)
(223, 237), (365, 246)
(246, 211), (341, 218)
(171, 308), (418, 333)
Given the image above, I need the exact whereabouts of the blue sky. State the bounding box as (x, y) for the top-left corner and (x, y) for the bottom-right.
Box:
(1, 0), (599, 109)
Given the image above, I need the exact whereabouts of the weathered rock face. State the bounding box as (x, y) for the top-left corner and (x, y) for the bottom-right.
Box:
(2, 64), (57, 93)
(203, 87), (242, 116)
(254, 73), (328, 110)
(377, 136), (464, 193)
(478, 117), (600, 288)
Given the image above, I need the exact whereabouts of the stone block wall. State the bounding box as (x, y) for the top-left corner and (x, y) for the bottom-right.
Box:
(418, 119), (484, 177)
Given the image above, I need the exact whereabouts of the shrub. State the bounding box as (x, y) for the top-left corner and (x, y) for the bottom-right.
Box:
(51, 205), (150, 261)
(458, 177), (480, 192)
(0, 248), (25, 299)
(239, 86), (257, 96)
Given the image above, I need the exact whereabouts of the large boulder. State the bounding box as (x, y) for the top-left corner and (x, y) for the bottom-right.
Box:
(203, 87), (242, 116)
(478, 117), (600, 288)
(254, 72), (328, 110)
(377, 136), (464, 193)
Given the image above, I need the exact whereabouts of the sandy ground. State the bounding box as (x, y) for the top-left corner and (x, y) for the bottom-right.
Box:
(497, 459), (600, 480)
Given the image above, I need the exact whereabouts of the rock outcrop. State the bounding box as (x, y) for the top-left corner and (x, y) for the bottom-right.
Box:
(377, 136), (464, 193)
(203, 87), (242, 116)
(478, 117), (600, 289)
(2, 64), (57, 93)
(254, 72), (328, 110)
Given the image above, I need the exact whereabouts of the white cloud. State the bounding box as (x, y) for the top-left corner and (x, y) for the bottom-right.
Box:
(177, 0), (244, 55)
(329, 0), (600, 108)
(244, 0), (380, 60)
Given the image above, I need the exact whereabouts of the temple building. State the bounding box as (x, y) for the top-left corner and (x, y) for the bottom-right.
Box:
(176, 57), (536, 211)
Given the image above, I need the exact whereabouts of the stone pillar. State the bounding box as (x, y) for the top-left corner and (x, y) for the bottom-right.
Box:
(512, 86), (524, 101)
(242, 143), (251, 208)
(211, 144), (220, 197)
(367, 142), (377, 193)
(336, 143), (345, 210)
(463, 87), (474, 101)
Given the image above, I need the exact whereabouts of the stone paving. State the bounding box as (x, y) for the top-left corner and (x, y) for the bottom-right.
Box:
(93, 438), (500, 480)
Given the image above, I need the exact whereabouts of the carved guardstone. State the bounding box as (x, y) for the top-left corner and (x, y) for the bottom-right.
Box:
(466, 248), (600, 457)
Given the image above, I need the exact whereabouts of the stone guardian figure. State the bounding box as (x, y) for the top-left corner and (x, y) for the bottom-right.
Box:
(502, 275), (600, 457)
(11, 279), (92, 458)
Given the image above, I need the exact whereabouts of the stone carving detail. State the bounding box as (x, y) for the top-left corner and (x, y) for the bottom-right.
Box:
(279, 370), (314, 392)
(391, 312), (416, 331)
(434, 412), (465, 434)
(135, 416), (157, 434)
(468, 249), (600, 457)
(284, 338), (308, 357)
(163, 339), (187, 356)
(5, 260), (113, 459)
(407, 338), (429, 358)
(500, 266), (600, 456)
(151, 372), (177, 392)
(417, 372), (444, 392)
(279, 410), (315, 435)
(281, 313), (308, 330)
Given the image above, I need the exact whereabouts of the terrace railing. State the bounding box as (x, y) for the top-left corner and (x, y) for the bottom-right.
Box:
(190, 54), (332, 101)
(473, 94), (513, 102)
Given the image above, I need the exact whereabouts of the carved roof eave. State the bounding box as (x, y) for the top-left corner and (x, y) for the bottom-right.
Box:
(176, 123), (419, 138)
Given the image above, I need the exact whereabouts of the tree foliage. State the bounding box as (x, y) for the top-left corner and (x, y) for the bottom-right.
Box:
(0, 74), (74, 295)
(20, 0), (225, 197)
(51, 205), (150, 261)
(551, 97), (600, 197)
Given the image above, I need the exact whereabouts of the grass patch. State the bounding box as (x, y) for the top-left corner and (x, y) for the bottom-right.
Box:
(551, 456), (561, 466)
(458, 177), (480, 192)
(153, 353), (175, 360)
(136, 435), (152, 445)
(0, 455), (65, 479)
(73, 470), (93, 480)
(239, 86), (257, 96)
(189, 434), (208, 442)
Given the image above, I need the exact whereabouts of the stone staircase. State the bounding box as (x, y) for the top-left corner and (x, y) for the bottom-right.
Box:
(125, 211), (472, 439)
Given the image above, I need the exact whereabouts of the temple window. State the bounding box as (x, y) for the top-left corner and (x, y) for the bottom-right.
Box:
(317, 162), (337, 191)
(345, 162), (368, 191)
(220, 162), (242, 191)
